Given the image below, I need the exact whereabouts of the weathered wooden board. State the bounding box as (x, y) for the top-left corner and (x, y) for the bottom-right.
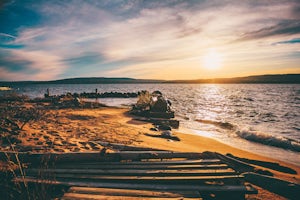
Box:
(54, 163), (229, 170)
(15, 177), (256, 193)
(25, 168), (237, 177)
(64, 187), (202, 199)
(1, 151), (205, 163)
(10, 151), (258, 199)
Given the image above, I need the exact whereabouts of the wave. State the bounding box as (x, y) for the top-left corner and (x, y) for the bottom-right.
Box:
(195, 119), (235, 130)
(236, 129), (300, 152)
(195, 118), (300, 152)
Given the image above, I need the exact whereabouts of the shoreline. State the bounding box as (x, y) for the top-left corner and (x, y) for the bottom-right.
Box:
(178, 127), (300, 167)
(1, 103), (300, 199)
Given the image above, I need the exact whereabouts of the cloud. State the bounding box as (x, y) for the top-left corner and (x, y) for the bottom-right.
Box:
(0, 49), (68, 81)
(1, 0), (300, 80)
(273, 38), (300, 45)
(0, 33), (16, 39)
(238, 21), (300, 41)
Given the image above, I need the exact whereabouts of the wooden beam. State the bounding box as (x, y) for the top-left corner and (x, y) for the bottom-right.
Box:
(20, 174), (244, 185)
(54, 159), (222, 166)
(14, 177), (256, 194)
(53, 163), (229, 170)
(95, 142), (164, 151)
(61, 193), (200, 200)
(66, 187), (198, 198)
(1, 151), (205, 163)
(24, 168), (237, 177)
(244, 172), (300, 200)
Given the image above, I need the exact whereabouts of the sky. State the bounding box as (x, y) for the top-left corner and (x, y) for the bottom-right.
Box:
(0, 0), (300, 81)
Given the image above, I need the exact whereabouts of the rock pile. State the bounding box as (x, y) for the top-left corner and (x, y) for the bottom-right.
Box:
(131, 90), (174, 119)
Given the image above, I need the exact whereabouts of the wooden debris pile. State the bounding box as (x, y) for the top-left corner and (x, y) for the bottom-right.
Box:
(7, 151), (258, 200)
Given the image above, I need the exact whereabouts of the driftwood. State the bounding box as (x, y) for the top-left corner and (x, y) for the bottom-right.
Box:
(226, 153), (297, 174)
(94, 141), (163, 151)
(0, 151), (205, 163)
(65, 187), (186, 198)
(10, 151), (258, 200)
(243, 172), (300, 200)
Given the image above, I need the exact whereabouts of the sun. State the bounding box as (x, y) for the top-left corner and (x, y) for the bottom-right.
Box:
(202, 48), (223, 70)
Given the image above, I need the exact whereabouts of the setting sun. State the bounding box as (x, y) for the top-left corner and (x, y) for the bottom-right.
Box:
(202, 48), (223, 70)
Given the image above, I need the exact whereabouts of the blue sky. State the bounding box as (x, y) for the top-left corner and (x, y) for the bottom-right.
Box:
(0, 0), (300, 81)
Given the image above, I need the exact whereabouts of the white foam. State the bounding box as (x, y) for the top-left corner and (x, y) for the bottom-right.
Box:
(236, 129), (300, 152)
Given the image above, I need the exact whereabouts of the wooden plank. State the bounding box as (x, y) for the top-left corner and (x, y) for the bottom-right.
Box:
(65, 187), (202, 198)
(1, 151), (205, 163)
(22, 174), (244, 185)
(14, 177), (255, 194)
(61, 193), (200, 200)
(244, 172), (300, 199)
(52, 164), (229, 170)
(216, 153), (255, 173)
(95, 142), (164, 151)
(24, 168), (237, 177)
(67, 187), (185, 197)
(54, 158), (222, 165)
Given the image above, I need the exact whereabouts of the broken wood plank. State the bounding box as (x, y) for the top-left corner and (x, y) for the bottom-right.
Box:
(1, 151), (205, 163)
(53, 163), (229, 170)
(54, 158), (222, 166)
(14, 177), (256, 194)
(61, 193), (199, 200)
(66, 187), (201, 198)
(20, 174), (244, 185)
(24, 168), (237, 177)
(95, 141), (164, 151)
(243, 172), (300, 200)
(216, 153), (255, 173)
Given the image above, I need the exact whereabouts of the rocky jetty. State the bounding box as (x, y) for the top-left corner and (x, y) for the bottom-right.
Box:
(44, 90), (138, 99)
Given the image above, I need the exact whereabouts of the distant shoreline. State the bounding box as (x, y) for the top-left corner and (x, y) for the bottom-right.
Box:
(1, 74), (300, 85)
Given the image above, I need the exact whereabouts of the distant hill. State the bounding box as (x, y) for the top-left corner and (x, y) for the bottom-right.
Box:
(0, 77), (164, 85)
(0, 74), (299, 85)
(47, 77), (163, 84)
(166, 74), (300, 84)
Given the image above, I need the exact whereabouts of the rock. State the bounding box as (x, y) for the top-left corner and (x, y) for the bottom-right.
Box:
(150, 127), (158, 131)
(161, 131), (172, 137)
(157, 124), (172, 131)
(152, 91), (163, 96)
(150, 96), (169, 112)
(160, 131), (180, 141)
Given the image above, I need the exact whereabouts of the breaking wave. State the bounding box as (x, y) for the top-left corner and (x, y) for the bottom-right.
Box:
(195, 119), (300, 152)
(236, 129), (300, 152)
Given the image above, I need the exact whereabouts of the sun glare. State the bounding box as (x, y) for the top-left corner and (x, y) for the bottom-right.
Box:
(202, 48), (223, 70)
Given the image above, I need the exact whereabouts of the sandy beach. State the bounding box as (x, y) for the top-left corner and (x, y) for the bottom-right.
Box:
(1, 101), (299, 200)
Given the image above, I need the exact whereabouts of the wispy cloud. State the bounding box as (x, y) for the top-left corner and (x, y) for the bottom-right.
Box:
(273, 38), (300, 45)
